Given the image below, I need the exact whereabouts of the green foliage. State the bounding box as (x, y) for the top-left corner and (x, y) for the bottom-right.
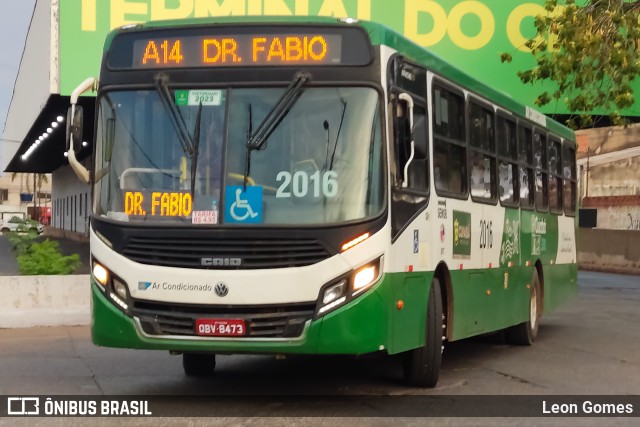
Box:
(500, 0), (640, 128)
(16, 239), (81, 275)
(6, 231), (38, 255)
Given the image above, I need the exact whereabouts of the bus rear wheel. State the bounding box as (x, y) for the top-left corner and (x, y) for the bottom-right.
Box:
(183, 353), (216, 376)
(402, 277), (443, 388)
(506, 269), (541, 346)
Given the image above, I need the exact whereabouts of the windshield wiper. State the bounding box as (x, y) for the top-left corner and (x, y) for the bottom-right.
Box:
(154, 73), (194, 156)
(328, 98), (347, 170)
(190, 102), (203, 196)
(243, 104), (253, 190)
(242, 71), (311, 189)
(247, 71), (311, 150)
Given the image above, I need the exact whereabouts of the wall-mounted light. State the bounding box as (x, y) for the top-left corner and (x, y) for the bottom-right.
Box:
(22, 114), (67, 161)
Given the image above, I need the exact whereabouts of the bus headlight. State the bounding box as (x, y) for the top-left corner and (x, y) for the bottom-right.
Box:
(315, 257), (383, 318)
(91, 258), (131, 314)
(322, 280), (347, 305)
(113, 278), (129, 301)
(353, 265), (377, 294)
(108, 277), (131, 314)
(92, 262), (109, 286)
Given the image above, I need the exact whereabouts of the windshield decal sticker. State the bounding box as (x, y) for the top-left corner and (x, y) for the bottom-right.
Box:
(224, 186), (263, 224)
(175, 89), (223, 106)
(192, 210), (218, 224)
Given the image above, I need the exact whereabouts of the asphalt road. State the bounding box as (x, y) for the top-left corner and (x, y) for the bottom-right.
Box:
(0, 271), (638, 426)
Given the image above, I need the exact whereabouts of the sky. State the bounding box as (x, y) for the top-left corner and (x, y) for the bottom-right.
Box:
(0, 0), (37, 135)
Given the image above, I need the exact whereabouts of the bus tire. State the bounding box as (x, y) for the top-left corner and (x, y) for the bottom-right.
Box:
(402, 277), (443, 388)
(506, 269), (541, 346)
(183, 353), (216, 376)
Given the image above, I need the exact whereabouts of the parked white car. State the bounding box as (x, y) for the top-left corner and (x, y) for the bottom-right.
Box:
(0, 215), (44, 235)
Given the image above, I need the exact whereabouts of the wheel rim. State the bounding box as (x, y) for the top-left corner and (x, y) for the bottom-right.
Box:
(530, 286), (537, 328)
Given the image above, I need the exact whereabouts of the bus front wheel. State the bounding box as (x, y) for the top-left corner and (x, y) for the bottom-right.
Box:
(402, 277), (443, 388)
(506, 269), (541, 346)
(183, 353), (216, 376)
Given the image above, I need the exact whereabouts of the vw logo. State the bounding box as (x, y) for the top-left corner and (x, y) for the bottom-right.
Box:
(214, 282), (229, 297)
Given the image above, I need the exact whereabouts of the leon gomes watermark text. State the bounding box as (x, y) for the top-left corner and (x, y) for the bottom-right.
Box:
(542, 399), (634, 415)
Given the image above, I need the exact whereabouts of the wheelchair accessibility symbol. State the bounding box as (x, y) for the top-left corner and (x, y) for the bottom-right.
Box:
(225, 186), (263, 223)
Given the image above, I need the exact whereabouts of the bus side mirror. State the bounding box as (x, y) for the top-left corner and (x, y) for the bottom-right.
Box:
(65, 77), (96, 184)
(66, 105), (84, 152)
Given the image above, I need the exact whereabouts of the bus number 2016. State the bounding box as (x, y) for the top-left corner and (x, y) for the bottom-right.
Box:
(480, 219), (493, 249)
(276, 171), (338, 198)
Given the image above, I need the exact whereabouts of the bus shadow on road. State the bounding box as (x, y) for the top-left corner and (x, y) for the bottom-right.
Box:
(117, 323), (566, 396)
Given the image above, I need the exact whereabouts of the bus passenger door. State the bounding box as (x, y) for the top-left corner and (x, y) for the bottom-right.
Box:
(387, 57), (432, 352)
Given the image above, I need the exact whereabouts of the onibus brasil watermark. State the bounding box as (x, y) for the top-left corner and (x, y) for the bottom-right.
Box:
(7, 397), (151, 416)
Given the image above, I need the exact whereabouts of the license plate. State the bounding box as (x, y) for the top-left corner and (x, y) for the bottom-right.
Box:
(195, 318), (246, 336)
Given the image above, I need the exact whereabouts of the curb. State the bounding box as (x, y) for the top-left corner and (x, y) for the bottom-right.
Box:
(0, 274), (90, 328)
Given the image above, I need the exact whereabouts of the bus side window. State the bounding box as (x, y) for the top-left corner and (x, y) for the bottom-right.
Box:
(393, 98), (411, 185)
(518, 125), (534, 208)
(534, 130), (548, 211)
(433, 85), (466, 196)
(468, 101), (496, 201)
(407, 104), (428, 190)
(390, 94), (429, 238)
(497, 115), (518, 205)
(548, 138), (563, 213)
(562, 144), (577, 215)
(393, 97), (428, 191)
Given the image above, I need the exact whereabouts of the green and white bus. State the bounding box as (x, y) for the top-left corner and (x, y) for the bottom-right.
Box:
(66, 16), (577, 387)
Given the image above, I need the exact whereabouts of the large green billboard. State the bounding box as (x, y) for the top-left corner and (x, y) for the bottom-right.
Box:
(59, 0), (639, 116)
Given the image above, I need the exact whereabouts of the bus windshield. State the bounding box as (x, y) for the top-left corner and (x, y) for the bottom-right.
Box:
(93, 86), (384, 226)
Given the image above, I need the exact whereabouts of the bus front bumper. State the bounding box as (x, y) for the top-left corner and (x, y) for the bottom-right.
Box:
(90, 279), (391, 355)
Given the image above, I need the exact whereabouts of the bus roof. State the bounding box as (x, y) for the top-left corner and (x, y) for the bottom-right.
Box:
(104, 15), (575, 142)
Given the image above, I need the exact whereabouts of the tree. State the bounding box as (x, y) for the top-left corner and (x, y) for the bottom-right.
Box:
(10, 172), (26, 194)
(10, 173), (50, 221)
(500, 0), (640, 128)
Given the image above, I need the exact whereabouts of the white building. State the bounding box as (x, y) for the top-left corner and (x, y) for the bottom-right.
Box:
(2, 0), (91, 235)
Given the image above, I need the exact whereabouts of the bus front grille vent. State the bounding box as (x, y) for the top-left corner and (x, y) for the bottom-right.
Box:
(133, 300), (316, 338)
(122, 236), (331, 269)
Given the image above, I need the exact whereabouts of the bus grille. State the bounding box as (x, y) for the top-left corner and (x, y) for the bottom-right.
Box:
(133, 300), (316, 338)
(122, 236), (332, 269)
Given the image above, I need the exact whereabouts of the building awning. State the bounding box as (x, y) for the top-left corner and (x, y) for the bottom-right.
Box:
(4, 94), (94, 173)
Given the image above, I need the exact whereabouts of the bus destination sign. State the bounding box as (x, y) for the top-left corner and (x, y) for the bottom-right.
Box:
(133, 34), (342, 68)
(107, 26), (372, 69)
